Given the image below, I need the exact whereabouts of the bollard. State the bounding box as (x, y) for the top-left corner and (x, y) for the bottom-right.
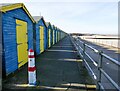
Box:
(28, 49), (36, 85)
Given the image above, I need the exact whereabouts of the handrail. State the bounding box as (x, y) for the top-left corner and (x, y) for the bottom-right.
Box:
(84, 52), (98, 66)
(98, 83), (105, 91)
(101, 53), (120, 66)
(74, 39), (98, 66)
(78, 36), (120, 66)
(83, 58), (97, 80)
(100, 69), (120, 90)
(70, 36), (120, 91)
(78, 38), (99, 53)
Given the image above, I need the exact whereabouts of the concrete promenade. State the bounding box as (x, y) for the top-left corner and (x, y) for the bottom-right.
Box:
(2, 36), (95, 91)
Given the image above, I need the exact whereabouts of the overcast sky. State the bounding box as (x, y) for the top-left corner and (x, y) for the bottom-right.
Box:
(1, 0), (119, 34)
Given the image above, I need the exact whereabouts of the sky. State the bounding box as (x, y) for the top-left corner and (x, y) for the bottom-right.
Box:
(1, 0), (119, 34)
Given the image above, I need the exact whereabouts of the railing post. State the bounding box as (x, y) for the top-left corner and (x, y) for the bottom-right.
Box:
(82, 43), (85, 67)
(76, 39), (79, 57)
(83, 43), (85, 57)
(97, 51), (103, 91)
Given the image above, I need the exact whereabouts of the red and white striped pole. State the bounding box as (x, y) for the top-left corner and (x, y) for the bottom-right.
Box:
(28, 49), (36, 85)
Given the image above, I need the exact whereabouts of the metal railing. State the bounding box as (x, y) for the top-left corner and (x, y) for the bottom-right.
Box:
(70, 36), (120, 91)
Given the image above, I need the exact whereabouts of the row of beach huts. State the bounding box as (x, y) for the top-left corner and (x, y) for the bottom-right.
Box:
(1, 3), (67, 77)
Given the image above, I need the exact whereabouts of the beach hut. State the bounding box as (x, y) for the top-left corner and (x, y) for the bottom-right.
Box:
(46, 22), (52, 48)
(1, 3), (35, 76)
(55, 27), (58, 43)
(33, 16), (47, 55)
(57, 28), (60, 42)
(59, 29), (62, 40)
(51, 25), (56, 45)
(54, 26), (57, 44)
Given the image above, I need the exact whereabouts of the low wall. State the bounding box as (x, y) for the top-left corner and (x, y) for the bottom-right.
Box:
(79, 35), (120, 48)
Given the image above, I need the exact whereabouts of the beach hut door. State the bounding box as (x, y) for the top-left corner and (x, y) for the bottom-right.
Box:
(16, 19), (28, 68)
(53, 30), (54, 45)
(48, 29), (51, 48)
(40, 26), (44, 53)
(56, 31), (57, 43)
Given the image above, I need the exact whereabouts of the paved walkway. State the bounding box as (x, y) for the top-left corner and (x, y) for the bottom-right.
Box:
(3, 36), (95, 91)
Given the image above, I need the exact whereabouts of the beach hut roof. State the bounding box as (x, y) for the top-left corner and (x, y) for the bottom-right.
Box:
(0, 3), (35, 23)
(33, 16), (47, 27)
